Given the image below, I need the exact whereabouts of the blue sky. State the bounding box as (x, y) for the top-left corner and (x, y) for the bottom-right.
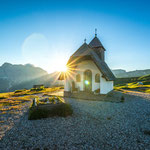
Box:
(0, 0), (150, 73)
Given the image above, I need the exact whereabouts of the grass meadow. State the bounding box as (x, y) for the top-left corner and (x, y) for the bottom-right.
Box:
(0, 87), (61, 116)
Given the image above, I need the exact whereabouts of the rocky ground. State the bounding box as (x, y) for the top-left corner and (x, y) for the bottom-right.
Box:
(0, 103), (31, 140)
(0, 91), (150, 150)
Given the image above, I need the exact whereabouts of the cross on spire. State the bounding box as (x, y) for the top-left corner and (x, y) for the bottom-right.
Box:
(84, 38), (86, 43)
(95, 28), (97, 37)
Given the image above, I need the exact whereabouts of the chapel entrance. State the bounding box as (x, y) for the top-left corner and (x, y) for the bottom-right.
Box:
(84, 70), (92, 92)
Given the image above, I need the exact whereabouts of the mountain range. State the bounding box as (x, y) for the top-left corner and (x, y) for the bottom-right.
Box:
(0, 63), (63, 92)
(0, 62), (150, 92)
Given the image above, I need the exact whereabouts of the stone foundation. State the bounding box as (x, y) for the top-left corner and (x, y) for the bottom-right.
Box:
(64, 91), (106, 101)
(64, 91), (72, 97)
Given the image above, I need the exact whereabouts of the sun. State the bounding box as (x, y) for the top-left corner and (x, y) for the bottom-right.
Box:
(58, 65), (68, 72)
(52, 54), (69, 72)
(53, 60), (68, 72)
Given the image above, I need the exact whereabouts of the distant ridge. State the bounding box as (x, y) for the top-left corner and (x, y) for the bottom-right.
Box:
(112, 69), (150, 78)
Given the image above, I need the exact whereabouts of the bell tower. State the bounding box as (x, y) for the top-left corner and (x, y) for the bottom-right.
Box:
(89, 29), (105, 61)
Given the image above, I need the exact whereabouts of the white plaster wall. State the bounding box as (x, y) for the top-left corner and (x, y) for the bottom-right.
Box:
(64, 76), (71, 92)
(100, 77), (113, 94)
(64, 60), (114, 94)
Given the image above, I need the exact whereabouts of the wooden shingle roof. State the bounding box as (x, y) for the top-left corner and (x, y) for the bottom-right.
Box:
(90, 51), (115, 81)
(89, 37), (105, 50)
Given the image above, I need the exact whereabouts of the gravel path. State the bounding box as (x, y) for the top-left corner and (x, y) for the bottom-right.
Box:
(0, 91), (150, 150)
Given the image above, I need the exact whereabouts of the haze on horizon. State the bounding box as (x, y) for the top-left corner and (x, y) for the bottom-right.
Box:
(0, 0), (150, 73)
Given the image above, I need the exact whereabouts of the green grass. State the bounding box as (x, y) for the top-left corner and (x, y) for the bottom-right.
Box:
(114, 76), (150, 93)
(0, 87), (62, 115)
(115, 85), (150, 93)
(138, 74), (150, 81)
(115, 74), (150, 86)
(5, 87), (61, 97)
(120, 96), (125, 102)
(0, 87), (61, 98)
(14, 89), (26, 93)
(0, 96), (8, 99)
(145, 89), (150, 93)
(0, 95), (37, 112)
(0, 92), (13, 99)
(143, 130), (150, 136)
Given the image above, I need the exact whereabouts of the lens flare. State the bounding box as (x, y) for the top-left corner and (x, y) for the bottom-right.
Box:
(85, 80), (89, 85)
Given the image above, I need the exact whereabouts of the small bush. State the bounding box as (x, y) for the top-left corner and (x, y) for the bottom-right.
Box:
(28, 107), (49, 120)
(107, 117), (111, 120)
(30, 88), (36, 91)
(28, 103), (73, 120)
(120, 96), (125, 102)
(36, 87), (45, 91)
(30, 87), (44, 92)
(144, 130), (150, 136)
(143, 81), (150, 85)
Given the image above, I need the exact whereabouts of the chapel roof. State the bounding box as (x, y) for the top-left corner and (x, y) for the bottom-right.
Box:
(71, 43), (92, 57)
(67, 35), (115, 81)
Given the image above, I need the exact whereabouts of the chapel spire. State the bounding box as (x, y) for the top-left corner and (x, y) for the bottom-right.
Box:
(89, 29), (104, 49)
(95, 28), (97, 37)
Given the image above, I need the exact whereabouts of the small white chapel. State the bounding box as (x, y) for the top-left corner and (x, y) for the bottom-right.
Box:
(62, 30), (115, 97)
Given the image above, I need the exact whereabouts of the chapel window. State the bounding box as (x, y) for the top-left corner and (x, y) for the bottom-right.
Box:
(95, 73), (100, 83)
(76, 74), (81, 82)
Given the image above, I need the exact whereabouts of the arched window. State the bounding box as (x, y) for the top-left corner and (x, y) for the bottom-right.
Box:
(76, 74), (81, 82)
(95, 73), (100, 83)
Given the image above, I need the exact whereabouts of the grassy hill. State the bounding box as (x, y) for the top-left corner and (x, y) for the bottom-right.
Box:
(0, 86), (62, 115)
(114, 74), (150, 93)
